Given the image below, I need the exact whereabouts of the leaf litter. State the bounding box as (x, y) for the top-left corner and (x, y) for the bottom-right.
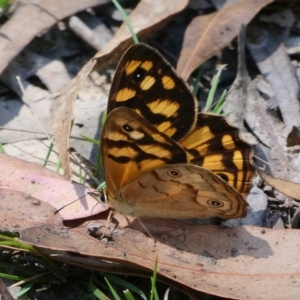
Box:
(1, 0), (300, 299)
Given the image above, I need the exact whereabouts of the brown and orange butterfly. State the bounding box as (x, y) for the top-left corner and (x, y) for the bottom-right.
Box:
(101, 43), (254, 220)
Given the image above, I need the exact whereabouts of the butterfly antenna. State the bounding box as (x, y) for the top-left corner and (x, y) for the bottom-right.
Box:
(54, 194), (88, 214)
(55, 184), (101, 215)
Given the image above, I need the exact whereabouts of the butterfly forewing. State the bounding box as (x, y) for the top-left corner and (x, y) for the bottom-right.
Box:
(108, 43), (198, 141)
(101, 107), (188, 195)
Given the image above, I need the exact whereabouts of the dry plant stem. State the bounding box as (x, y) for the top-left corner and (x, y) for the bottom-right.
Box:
(9, 272), (50, 289)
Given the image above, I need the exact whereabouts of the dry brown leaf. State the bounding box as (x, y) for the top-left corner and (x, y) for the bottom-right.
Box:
(19, 218), (300, 299)
(0, 155), (298, 298)
(287, 126), (300, 147)
(259, 170), (300, 201)
(247, 27), (300, 127)
(50, 0), (188, 176)
(92, 0), (189, 70)
(223, 24), (290, 180)
(223, 26), (248, 128)
(0, 0), (108, 75)
(0, 278), (14, 300)
(177, 0), (274, 80)
(0, 189), (63, 232)
(0, 153), (64, 180)
(0, 153), (107, 220)
(50, 60), (96, 178)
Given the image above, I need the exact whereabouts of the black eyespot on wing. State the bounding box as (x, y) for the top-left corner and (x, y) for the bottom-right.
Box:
(168, 169), (181, 177)
(133, 67), (147, 83)
(122, 124), (134, 132)
(207, 199), (224, 208)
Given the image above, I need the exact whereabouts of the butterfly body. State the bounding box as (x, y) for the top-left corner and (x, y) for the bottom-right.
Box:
(101, 44), (254, 220)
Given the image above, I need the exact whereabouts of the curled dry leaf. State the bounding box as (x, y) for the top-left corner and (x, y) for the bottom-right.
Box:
(226, 30), (290, 180)
(259, 169), (300, 201)
(18, 217), (300, 300)
(177, 0), (274, 80)
(247, 27), (300, 127)
(223, 26), (248, 128)
(50, 60), (96, 178)
(50, 0), (188, 177)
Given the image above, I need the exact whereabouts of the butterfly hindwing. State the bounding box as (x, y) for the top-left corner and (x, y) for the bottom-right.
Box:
(180, 113), (254, 195)
(116, 164), (247, 219)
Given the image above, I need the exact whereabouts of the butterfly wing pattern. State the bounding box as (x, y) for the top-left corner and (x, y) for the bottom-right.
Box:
(107, 43), (198, 141)
(102, 107), (247, 219)
(101, 43), (254, 219)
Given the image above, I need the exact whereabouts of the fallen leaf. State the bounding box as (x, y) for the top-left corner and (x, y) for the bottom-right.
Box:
(0, 188), (63, 232)
(18, 219), (300, 300)
(247, 27), (300, 127)
(0, 0), (109, 75)
(50, 60), (96, 178)
(0, 153), (107, 220)
(50, 0), (188, 177)
(92, 0), (189, 70)
(223, 26), (248, 129)
(1, 154), (299, 298)
(224, 28), (290, 181)
(0, 278), (14, 300)
(177, 0), (274, 80)
(259, 169), (300, 202)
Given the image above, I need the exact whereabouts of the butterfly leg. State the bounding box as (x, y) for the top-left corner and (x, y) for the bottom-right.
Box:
(136, 217), (155, 240)
(100, 209), (119, 239)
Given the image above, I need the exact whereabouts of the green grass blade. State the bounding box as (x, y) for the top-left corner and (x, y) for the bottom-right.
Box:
(193, 66), (203, 96)
(0, 140), (5, 153)
(150, 257), (159, 300)
(205, 65), (226, 112)
(104, 273), (147, 300)
(124, 289), (135, 300)
(43, 142), (54, 167)
(104, 276), (122, 300)
(81, 135), (100, 146)
(13, 282), (34, 299)
(0, 272), (25, 281)
(213, 90), (227, 114)
(97, 181), (107, 191)
(0, 0), (9, 9)
(89, 277), (108, 300)
(111, 0), (139, 44)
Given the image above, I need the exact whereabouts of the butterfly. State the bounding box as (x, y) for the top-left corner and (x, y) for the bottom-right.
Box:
(101, 43), (254, 219)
